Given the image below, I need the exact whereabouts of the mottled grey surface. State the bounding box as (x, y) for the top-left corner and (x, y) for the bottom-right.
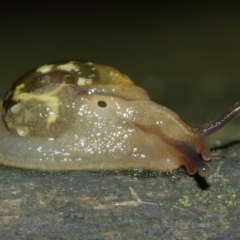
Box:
(0, 145), (240, 239)
(0, 1), (240, 239)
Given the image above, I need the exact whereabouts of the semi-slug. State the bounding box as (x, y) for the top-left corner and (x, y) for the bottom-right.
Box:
(0, 61), (239, 178)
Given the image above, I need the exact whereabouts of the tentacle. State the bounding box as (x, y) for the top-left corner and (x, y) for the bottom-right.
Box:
(196, 102), (240, 137)
(201, 144), (212, 161)
(175, 142), (210, 177)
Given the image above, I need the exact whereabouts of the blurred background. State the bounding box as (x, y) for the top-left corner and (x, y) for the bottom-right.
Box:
(1, 1), (240, 144)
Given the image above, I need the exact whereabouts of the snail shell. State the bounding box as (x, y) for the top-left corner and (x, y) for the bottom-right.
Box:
(3, 61), (134, 137)
(1, 60), (239, 178)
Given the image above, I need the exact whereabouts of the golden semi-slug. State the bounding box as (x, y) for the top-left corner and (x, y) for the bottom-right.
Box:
(1, 60), (239, 178)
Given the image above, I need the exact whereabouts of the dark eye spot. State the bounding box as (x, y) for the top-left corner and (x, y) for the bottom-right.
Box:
(98, 100), (107, 108)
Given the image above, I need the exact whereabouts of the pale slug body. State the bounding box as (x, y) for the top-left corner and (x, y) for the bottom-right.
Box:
(1, 60), (240, 178)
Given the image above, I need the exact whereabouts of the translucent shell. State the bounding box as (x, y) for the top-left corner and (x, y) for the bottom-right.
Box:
(3, 61), (134, 114)
(3, 61), (134, 137)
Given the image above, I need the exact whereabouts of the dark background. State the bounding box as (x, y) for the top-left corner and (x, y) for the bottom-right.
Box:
(1, 1), (240, 127)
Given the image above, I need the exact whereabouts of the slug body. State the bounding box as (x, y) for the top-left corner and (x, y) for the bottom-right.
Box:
(1, 61), (239, 178)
